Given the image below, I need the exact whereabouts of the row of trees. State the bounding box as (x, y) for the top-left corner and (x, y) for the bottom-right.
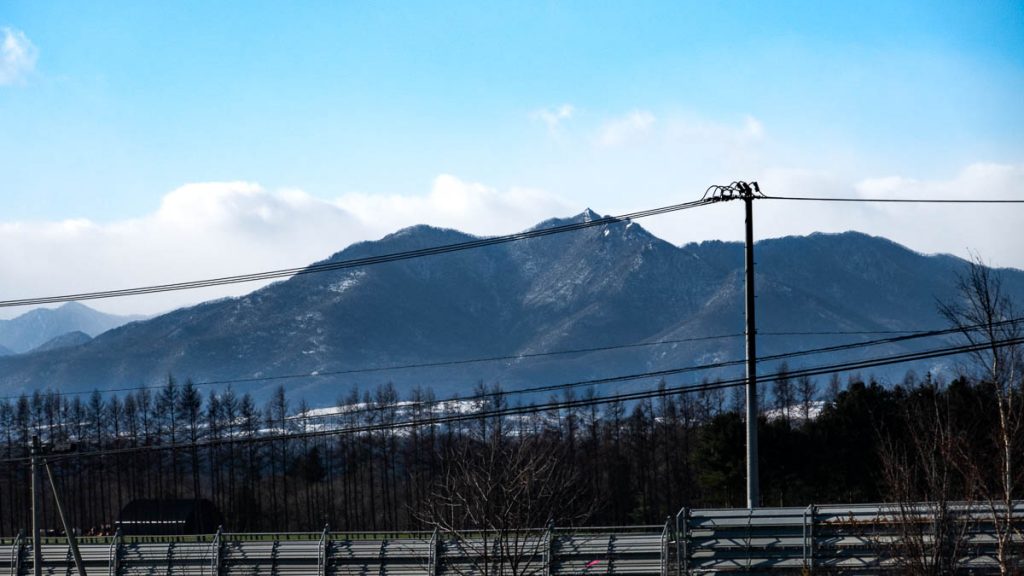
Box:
(0, 367), (1017, 535)
(0, 259), (1019, 571)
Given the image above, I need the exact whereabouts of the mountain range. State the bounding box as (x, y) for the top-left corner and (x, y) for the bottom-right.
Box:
(0, 302), (144, 356)
(2, 210), (1022, 404)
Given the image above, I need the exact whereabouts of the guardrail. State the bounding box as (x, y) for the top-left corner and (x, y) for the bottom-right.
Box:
(1, 502), (1020, 575)
(676, 502), (1024, 574)
(0, 526), (666, 576)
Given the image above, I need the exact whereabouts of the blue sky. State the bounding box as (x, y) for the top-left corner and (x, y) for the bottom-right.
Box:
(1, 1), (1022, 316)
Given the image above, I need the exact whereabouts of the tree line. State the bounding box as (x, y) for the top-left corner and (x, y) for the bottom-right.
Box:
(0, 257), (1019, 573)
(0, 366), (1017, 538)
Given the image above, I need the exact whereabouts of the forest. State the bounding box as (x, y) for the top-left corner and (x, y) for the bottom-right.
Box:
(0, 367), (1019, 537)
(0, 261), (1019, 540)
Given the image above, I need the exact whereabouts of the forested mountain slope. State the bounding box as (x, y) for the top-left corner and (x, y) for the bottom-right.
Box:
(1, 211), (1021, 403)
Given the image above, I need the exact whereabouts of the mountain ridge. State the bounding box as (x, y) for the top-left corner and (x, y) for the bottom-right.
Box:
(0, 302), (145, 354)
(1, 216), (1021, 403)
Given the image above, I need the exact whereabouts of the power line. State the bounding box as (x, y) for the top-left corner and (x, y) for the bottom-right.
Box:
(10, 333), (1022, 465)
(34, 334), (1024, 463)
(762, 330), (929, 336)
(764, 195), (1024, 204)
(17, 190), (1011, 310)
(264, 316), (1023, 426)
(8, 316), (1017, 403)
(0, 200), (713, 309)
(0, 331), (744, 401)
(6, 316), (1019, 417)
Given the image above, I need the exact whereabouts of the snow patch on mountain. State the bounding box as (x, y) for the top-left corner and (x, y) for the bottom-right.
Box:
(328, 270), (366, 294)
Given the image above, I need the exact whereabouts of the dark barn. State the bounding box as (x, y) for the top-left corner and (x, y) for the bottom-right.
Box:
(116, 499), (224, 535)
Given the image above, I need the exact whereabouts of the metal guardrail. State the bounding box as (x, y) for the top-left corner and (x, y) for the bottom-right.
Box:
(676, 502), (1024, 574)
(1, 503), (1020, 575)
(0, 528), (665, 576)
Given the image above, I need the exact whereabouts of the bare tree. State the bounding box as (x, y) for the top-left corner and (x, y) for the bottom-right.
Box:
(797, 375), (816, 422)
(826, 372), (843, 404)
(422, 410), (591, 576)
(939, 256), (1024, 574)
(178, 379), (203, 499)
(878, 387), (974, 575)
(772, 362), (794, 425)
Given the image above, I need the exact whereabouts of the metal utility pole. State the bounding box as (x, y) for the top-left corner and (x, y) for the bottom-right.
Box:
(702, 181), (762, 509)
(741, 182), (760, 509)
(30, 436), (42, 576)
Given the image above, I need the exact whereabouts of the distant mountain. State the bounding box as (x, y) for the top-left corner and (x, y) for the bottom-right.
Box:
(1, 213), (1022, 403)
(30, 330), (93, 354)
(0, 302), (144, 354)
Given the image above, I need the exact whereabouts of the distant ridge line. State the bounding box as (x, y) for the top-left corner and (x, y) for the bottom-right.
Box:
(0, 200), (708, 308)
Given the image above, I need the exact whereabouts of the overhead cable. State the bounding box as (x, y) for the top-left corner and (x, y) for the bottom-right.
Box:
(11, 333), (1022, 465)
(0, 200), (712, 308)
(764, 195), (1024, 204)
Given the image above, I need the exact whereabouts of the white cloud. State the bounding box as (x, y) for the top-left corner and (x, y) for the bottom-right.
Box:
(2, 159), (1021, 322)
(643, 162), (1024, 274)
(663, 113), (765, 146)
(336, 174), (574, 235)
(533, 104), (575, 131)
(538, 110), (771, 221)
(0, 177), (575, 318)
(743, 116), (764, 140)
(847, 163), (1024, 267)
(0, 27), (37, 85)
(597, 110), (655, 147)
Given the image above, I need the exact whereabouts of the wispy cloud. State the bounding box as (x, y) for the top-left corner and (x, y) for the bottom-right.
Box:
(336, 174), (574, 233)
(746, 163), (1024, 268)
(533, 104), (575, 131)
(662, 113), (765, 146)
(597, 110), (655, 147)
(0, 27), (37, 85)
(0, 177), (575, 317)
(2, 160), (1020, 321)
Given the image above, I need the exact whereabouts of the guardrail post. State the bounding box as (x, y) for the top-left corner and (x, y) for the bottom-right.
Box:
(428, 527), (439, 576)
(10, 531), (23, 576)
(107, 528), (121, 576)
(801, 506), (809, 573)
(807, 505), (816, 574)
(318, 524), (329, 576)
(543, 521), (554, 576)
(377, 538), (387, 576)
(800, 505), (818, 574)
(210, 526), (222, 576)
(604, 535), (615, 576)
(660, 517), (671, 576)
(675, 508), (688, 576)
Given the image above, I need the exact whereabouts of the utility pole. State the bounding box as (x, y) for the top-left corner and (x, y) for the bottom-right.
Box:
(741, 182), (760, 509)
(44, 459), (88, 576)
(702, 181), (762, 509)
(30, 436), (42, 576)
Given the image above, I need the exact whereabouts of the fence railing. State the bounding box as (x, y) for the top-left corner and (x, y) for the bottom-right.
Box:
(676, 502), (1024, 574)
(1, 502), (1021, 575)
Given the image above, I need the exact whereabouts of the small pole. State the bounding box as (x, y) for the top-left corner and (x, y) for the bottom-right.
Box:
(211, 525), (223, 576)
(31, 436), (42, 576)
(429, 526), (440, 576)
(318, 523), (329, 576)
(43, 457), (87, 576)
(742, 183), (760, 509)
(108, 528), (122, 576)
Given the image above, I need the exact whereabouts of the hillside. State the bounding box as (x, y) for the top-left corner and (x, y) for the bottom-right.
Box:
(0, 302), (143, 354)
(1, 212), (1021, 403)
